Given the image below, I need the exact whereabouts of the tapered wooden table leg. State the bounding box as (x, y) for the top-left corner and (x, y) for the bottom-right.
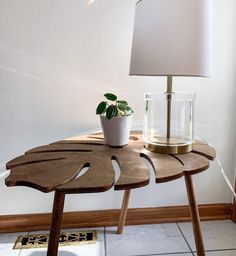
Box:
(117, 189), (131, 234)
(184, 174), (205, 256)
(47, 191), (65, 256)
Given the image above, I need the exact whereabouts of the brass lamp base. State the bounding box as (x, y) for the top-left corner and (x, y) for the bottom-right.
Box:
(145, 143), (192, 154)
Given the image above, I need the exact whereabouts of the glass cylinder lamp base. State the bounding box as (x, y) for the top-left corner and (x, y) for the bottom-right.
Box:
(145, 142), (192, 154)
(144, 92), (195, 155)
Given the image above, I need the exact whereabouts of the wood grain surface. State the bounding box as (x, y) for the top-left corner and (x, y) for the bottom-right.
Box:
(5, 132), (216, 193)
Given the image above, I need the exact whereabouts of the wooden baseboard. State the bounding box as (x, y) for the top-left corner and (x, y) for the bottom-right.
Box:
(0, 204), (232, 234)
(232, 181), (236, 222)
(232, 205), (236, 222)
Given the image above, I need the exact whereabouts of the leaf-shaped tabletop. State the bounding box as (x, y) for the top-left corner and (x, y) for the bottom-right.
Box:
(5, 131), (216, 194)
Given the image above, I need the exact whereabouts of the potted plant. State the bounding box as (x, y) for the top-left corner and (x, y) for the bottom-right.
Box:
(96, 93), (134, 146)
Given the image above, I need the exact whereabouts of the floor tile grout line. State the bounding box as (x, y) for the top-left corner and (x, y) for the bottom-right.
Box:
(104, 226), (107, 256)
(193, 248), (236, 253)
(17, 231), (29, 256)
(20, 231), (30, 256)
(176, 223), (194, 255)
(130, 252), (194, 256)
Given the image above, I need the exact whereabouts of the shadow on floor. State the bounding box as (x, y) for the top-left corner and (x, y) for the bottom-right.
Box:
(25, 251), (77, 256)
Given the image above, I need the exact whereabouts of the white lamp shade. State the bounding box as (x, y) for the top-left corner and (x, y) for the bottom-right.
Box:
(130, 0), (212, 77)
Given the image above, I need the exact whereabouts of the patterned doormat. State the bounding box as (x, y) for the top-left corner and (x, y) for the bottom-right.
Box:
(14, 230), (97, 249)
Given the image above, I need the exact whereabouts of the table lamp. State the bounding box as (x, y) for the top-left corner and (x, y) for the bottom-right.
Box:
(130, 0), (212, 154)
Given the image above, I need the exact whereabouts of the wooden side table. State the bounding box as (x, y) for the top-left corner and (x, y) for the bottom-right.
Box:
(5, 131), (215, 256)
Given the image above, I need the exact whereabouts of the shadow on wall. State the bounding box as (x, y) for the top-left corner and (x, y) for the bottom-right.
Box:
(0, 44), (119, 93)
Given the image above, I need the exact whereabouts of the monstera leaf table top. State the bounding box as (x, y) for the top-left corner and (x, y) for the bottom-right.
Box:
(6, 131), (215, 194)
(5, 131), (216, 256)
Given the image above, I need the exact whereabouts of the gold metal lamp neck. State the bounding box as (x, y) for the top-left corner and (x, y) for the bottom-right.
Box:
(167, 76), (173, 93)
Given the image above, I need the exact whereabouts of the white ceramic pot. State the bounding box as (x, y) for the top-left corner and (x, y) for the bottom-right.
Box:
(100, 115), (132, 147)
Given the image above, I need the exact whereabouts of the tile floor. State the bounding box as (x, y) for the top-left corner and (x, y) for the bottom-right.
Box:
(0, 220), (236, 256)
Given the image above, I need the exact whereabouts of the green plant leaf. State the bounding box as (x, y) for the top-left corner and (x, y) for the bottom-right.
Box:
(104, 93), (117, 101)
(126, 106), (134, 115)
(116, 100), (128, 105)
(117, 103), (126, 112)
(106, 105), (118, 119)
(96, 101), (107, 115)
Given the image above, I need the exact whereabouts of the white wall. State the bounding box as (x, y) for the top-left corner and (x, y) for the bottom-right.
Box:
(0, 0), (236, 215)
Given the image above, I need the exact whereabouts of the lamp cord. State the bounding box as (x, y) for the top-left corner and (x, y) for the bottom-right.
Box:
(0, 170), (10, 180)
(216, 155), (236, 199)
(200, 138), (236, 199)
